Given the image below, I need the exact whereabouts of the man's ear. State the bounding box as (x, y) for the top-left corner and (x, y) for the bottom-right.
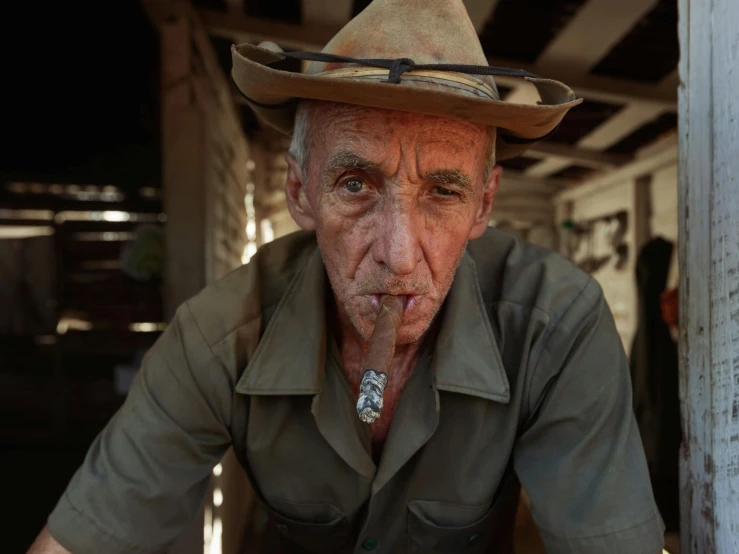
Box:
(468, 164), (502, 240)
(285, 153), (317, 231)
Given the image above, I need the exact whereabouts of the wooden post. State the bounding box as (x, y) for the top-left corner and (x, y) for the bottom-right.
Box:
(159, 7), (207, 319)
(677, 0), (739, 551)
(554, 199), (573, 257)
(633, 174), (652, 253)
(155, 6), (207, 554)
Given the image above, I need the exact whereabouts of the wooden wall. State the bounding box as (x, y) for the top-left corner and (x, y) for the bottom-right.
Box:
(155, 3), (256, 553)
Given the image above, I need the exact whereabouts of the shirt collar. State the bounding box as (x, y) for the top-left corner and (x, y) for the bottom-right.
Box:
(235, 247), (327, 395)
(236, 246), (510, 404)
(430, 253), (510, 403)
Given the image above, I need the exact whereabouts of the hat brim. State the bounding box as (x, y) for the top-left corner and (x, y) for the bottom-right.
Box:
(231, 44), (583, 161)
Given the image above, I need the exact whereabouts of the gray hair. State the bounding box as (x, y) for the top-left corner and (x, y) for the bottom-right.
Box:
(288, 100), (496, 181)
(288, 101), (313, 177)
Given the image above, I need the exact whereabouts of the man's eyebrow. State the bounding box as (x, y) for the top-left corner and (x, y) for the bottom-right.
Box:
(425, 169), (473, 190)
(325, 150), (381, 175)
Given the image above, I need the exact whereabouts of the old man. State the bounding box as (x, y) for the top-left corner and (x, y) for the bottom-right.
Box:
(30, 0), (665, 552)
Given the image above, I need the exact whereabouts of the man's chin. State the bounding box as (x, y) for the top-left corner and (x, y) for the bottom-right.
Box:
(395, 324), (430, 345)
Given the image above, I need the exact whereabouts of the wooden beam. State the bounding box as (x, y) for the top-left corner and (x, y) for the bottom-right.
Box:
(553, 132), (676, 203)
(580, 104), (668, 150)
(527, 141), (633, 169)
(554, 200), (573, 256)
(677, 0), (739, 550)
(535, 0), (659, 74)
(524, 102), (670, 179)
(632, 173), (652, 253)
(159, 5), (207, 321)
(524, 158), (571, 179)
(499, 170), (572, 191)
(490, 59), (677, 111)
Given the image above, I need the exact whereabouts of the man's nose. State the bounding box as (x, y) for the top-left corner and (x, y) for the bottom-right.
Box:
(372, 198), (422, 276)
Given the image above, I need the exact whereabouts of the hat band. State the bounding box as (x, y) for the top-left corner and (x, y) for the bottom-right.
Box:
(316, 67), (499, 100)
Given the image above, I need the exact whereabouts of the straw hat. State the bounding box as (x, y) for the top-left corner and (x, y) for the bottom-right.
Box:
(231, 0), (582, 160)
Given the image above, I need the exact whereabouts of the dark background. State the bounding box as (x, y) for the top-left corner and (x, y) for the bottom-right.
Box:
(1, 3), (162, 551)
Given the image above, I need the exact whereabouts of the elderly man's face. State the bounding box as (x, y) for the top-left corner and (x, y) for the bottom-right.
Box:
(286, 103), (501, 344)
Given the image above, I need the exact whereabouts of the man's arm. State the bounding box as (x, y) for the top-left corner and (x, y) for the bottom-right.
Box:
(513, 278), (665, 554)
(27, 526), (71, 554)
(33, 302), (234, 553)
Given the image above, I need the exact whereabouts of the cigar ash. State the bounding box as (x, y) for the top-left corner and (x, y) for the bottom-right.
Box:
(355, 295), (406, 424)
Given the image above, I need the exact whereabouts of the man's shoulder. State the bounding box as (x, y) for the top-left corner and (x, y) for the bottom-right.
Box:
(467, 227), (600, 323)
(183, 231), (318, 349)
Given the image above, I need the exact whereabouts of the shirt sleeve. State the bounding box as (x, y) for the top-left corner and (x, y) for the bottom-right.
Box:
(513, 278), (665, 554)
(47, 302), (234, 554)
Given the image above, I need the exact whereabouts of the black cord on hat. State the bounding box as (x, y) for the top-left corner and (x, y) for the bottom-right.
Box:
(275, 50), (540, 84)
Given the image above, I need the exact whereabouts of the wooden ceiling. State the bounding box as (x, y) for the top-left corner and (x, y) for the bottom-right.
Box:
(0, 0), (680, 215)
(198, 0), (679, 193)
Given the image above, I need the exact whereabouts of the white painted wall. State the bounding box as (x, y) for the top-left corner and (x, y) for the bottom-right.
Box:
(570, 179), (638, 349)
(563, 161), (678, 352)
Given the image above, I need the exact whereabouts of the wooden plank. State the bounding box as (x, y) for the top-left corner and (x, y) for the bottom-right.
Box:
(554, 200), (573, 256)
(554, 135), (676, 203)
(497, 180), (560, 198)
(157, 11), (207, 554)
(525, 104), (669, 179)
(489, 207), (553, 225)
(524, 158), (571, 179)
(678, 0), (739, 550)
(489, 57), (677, 111)
(500, 170), (572, 190)
(527, 141), (632, 169)
(632, 174), (652, 253)
(189, 6), (244, 129)
(578, 104), (667, 150)
(492, 198), (554, 217)
(535, 0), (659, 74)
(160, 10), (207, 320)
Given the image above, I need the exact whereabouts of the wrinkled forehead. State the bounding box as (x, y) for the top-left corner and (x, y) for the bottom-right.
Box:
(307, 101), (494, 160)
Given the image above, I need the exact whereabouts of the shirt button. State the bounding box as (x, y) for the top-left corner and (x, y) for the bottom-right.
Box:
(362, 538), (378, 550)
(468, 533), (479, 544)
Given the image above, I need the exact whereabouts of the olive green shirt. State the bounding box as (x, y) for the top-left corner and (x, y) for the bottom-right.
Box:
(48, 229), (664, 553)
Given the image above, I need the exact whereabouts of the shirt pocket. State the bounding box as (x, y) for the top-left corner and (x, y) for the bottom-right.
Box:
(406, 496), (512, 553)
(264, 497), (351, 553)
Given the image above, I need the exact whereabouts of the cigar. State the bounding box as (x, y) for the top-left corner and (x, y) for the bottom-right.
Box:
(356, 294), (406, 424)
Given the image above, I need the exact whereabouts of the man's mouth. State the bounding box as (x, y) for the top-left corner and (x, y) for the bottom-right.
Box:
(370, 293), (418, 315)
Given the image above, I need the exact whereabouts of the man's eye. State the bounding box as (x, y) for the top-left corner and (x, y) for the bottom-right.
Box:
(344, 179), (364, 193)
(433, 186), (458, 197)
